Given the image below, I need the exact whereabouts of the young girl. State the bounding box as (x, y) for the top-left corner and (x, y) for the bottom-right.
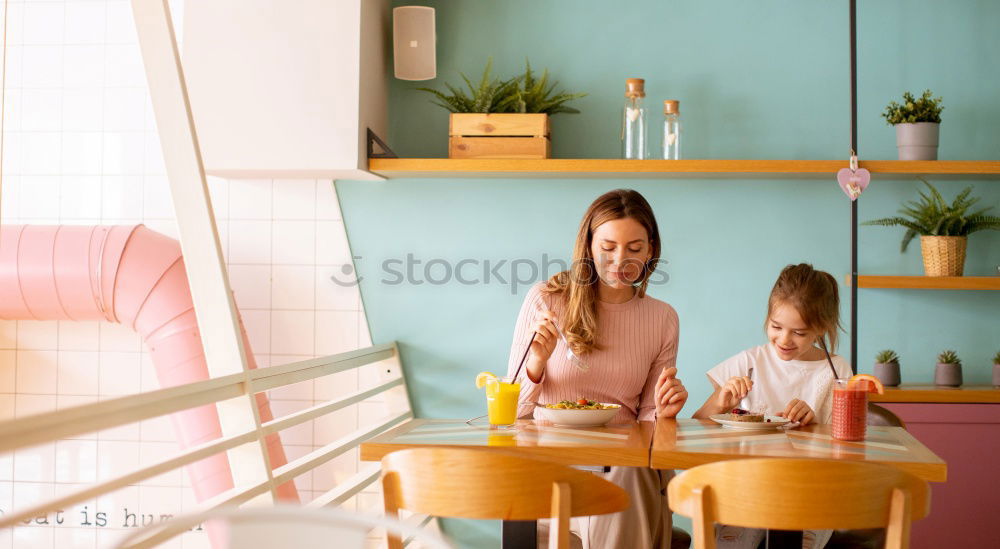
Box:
(506, 189), (688, 549)
(693, 263), (853, 548)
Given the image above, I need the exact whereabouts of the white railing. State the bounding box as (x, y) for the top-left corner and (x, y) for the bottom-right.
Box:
(0, 342), (416, 545)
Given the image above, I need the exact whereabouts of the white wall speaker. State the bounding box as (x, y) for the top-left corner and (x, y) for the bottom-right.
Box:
(393, 6), (436, 81)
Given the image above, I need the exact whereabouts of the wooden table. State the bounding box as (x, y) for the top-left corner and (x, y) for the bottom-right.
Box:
(362, 418), (947, 547)
(361, 418), (656, 466)
(650, 419), (947, 482)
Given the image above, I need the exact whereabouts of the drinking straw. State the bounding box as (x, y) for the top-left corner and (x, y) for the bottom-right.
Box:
(511, 333), (536, 381)
(818, 336), (840, 379)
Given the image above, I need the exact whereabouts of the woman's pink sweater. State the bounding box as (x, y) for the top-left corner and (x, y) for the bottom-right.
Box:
(506, 282), (679, 423)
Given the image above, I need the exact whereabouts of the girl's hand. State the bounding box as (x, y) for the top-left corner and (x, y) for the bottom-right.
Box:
(716, 376), (753, 410)
(778, 399), (815, 424)
(528, 309), (559, 363)
(655, 367), (688, 418)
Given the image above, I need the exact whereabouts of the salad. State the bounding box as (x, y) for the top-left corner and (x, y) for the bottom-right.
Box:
(544, 399), (620, 410)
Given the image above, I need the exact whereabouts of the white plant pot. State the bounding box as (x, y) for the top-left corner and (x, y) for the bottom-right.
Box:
(895, 122), (939, 160)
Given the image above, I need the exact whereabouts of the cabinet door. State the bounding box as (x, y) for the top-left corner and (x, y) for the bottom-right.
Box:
(183, 0), (387, 179)
(881, 403), (1000, 548)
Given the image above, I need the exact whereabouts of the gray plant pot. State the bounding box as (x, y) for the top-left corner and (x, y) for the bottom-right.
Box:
(873, 362), (901, 387)
(993, 363), (1000, 387)
(895, 122), (940, 160)
(934, 362), (962, 387)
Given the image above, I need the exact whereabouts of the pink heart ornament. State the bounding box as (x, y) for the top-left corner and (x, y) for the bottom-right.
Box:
(837, 167), (870, 201)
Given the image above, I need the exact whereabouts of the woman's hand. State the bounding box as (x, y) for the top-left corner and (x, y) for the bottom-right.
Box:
(716, 375), (753, 411)
(655, 367), (688, 418)
(778, 399), (815, 424)
(528, 309), (559, 363)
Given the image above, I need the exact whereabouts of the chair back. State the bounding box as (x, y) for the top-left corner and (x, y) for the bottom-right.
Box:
(668, 458), (929, 549)
(112, 505), (453, 549)
(868, 402), (906, 428)
(381, 448), (628, 549)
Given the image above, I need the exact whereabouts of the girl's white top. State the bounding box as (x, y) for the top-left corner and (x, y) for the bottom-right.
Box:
(706, 343), (852, 423)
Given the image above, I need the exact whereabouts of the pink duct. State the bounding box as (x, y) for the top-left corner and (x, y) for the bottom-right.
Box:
(0, 224), (299, 505)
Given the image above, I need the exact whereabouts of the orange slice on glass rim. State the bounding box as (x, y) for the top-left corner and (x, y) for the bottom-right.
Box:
(848, 374), (885, 394)
(475, 371), (499, 390)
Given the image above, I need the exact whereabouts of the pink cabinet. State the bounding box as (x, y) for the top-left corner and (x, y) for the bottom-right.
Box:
(880, 402), (1000, 548)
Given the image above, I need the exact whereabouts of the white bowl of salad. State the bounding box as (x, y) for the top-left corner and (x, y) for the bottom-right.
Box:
(534, 399), (621, 427)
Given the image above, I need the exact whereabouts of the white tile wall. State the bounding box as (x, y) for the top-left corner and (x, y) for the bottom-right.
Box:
(0, 1), (378, 546)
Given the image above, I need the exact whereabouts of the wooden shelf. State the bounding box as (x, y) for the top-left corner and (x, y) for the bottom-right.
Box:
(367, 158), (1000, 179)
(871, 385), (1000, 403)
(847, 275), (1000, 290)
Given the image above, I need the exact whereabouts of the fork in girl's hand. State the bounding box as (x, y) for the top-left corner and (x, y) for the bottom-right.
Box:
(737, 367), (754, 411)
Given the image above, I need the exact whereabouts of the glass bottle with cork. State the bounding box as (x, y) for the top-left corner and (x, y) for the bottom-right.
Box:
(662, 100), (681, 160)
(621, 78), (647, 159)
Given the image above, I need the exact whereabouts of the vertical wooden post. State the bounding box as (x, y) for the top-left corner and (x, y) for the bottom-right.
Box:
(885, 488), (912, 549)
(549, 482), (571, 549)
(691, 485), (717, 549)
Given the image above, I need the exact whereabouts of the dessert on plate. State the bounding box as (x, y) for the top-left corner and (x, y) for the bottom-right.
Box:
(729, 407), (766, 422)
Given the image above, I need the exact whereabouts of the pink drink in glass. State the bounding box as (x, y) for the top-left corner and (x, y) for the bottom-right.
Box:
(831, 379), (867, 441)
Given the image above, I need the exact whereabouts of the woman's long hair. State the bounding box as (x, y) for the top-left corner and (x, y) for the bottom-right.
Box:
(543, 189), (661, 355)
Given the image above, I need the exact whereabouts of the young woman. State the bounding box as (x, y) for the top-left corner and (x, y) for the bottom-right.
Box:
(506, 189), (688, 549)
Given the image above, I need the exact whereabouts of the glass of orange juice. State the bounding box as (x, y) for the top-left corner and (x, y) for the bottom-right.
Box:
(485, 376), (520, 429)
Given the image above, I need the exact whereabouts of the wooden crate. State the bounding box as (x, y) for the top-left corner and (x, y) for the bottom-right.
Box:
(448, 113), (550, 159)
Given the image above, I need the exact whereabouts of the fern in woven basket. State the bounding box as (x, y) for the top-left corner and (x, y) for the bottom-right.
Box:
(862, 180), (1000, 252)
(937, 350), (961, 365)
(875, 349), (900, 364)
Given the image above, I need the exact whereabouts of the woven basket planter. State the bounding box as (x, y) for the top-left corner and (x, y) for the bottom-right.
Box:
(919, 235), (967, 277)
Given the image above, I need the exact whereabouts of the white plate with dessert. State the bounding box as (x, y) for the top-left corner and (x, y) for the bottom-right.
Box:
(709, 410), (790, 430)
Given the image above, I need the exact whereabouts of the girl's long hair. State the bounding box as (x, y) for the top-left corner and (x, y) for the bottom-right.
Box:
(543, 189), (661, 355)
(766, 263), (842, 351)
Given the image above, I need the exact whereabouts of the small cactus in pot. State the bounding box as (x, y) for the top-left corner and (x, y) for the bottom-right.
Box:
(873, 349), (901, 387)
(934, 349), (963, 387)
(992, 351), (1000, 387)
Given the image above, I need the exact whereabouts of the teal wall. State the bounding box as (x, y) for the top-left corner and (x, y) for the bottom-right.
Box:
(338, 1), (1000, 546)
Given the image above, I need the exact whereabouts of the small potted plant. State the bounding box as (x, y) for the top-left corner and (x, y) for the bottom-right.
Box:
(418, 59), (586, 159)
(993, 351), (1000, 387)
(873, 349), (901, 387)
(882, 90), (943, 160)
(934, 350), (962, 387)
(863, 180), (1000, 276)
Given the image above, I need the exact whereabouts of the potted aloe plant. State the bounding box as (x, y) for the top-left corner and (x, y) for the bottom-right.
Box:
(993, 351), (1000, 387)
(863, 180), (1000, 276)
(883, 90), (943, 160)
(418, 59), (586, 159)
(873, 349), (901, 387)
(935, 350), (962, 387)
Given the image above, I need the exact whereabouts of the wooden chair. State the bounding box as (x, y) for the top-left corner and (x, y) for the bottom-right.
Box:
(867, 403), (906, 428)
(667, 458), (930, 549)
(381, 448), (629, 549)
